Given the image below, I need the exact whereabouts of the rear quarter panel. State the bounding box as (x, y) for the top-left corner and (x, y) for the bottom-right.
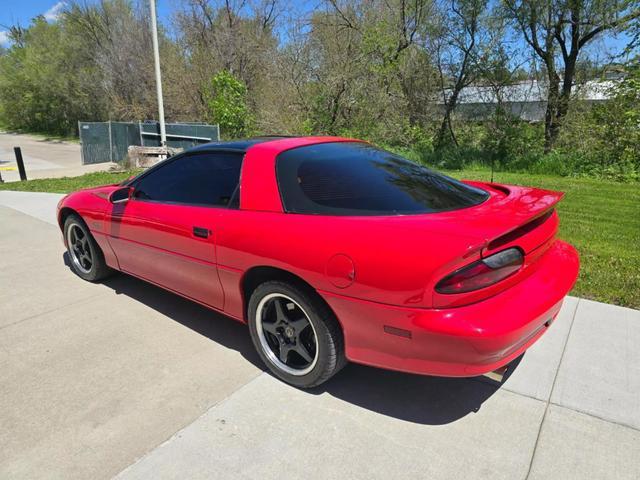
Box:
(215, 209), (484, 317)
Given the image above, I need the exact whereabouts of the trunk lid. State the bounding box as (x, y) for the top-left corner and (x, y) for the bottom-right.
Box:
(420, 181), (562, 255)
(419, 180), (564, 308)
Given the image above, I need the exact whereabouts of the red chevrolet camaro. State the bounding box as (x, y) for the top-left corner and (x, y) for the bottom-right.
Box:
(57, 136), (579, 387)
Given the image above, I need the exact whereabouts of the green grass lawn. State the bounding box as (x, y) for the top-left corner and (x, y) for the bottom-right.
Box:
(0, 170), (138, 193)
(1, 169), (638, 309)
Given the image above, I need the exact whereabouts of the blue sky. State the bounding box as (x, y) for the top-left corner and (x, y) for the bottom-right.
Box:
(0, 0), (631, 59)
(0, 1), (317, 46)
(1, 1), (68, 29)
(1, 1), (66, 44)
(0, 0), (176, 45)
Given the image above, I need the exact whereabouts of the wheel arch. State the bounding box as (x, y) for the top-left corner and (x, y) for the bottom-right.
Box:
(240, 266), (343, 330)
(58, 207), (118, 270)
(58, 206), (79, 232)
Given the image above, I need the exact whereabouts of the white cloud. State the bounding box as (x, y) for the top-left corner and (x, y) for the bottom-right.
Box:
(0, 31), (11, 47)
(44, 1), (67, 22)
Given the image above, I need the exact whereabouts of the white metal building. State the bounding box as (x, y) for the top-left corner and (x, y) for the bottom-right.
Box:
(443, 80), (615, 121)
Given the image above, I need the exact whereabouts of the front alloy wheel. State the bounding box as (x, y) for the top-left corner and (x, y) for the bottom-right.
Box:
(63, 214), (113, 282)
(67, 222), (93, 274)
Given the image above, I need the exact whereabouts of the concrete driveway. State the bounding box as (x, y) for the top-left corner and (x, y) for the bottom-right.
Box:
(0, 132), (115, 182)
(1, 190), (638, 480)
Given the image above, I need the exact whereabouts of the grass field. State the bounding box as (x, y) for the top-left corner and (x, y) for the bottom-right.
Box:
(1, 169), (638, 309)
(0, 170), (138, 193)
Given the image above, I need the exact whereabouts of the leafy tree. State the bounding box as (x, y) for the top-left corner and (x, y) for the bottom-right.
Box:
(65, 0), (169, 121)
(0, 16), (106, 135)
(433, 0), (489, 149)
(590, 58), (640, 176)
(175, 0), (280, 127)
(300, 1), (434, 143)
(0, 0), (638, 178)
(204, 70), (252, 138)
(504, 0), (640, 152)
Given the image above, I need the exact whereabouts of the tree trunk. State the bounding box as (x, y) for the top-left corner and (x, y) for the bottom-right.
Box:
(436, 89), (460, 150)
(544, 55), (576, 153)
(543, 70), (561, 153)
(549, 83), (573, 149)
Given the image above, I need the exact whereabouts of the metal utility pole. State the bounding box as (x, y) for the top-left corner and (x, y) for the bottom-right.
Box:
(149, 0), (166, 147)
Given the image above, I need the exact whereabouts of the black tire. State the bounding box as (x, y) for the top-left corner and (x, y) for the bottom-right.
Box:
(248, 280), (347, 388)
(63, 213), (113, 282)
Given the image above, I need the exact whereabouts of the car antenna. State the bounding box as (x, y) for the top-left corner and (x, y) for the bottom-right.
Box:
(490, 156), (495, 183)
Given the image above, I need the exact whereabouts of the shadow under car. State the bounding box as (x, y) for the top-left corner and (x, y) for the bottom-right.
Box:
(64, 252), (521, 425)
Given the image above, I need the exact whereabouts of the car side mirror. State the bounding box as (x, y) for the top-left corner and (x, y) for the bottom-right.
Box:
(109, 186), (133, 204)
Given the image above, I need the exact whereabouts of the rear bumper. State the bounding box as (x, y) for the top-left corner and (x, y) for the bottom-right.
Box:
(322, 240), (579, 377)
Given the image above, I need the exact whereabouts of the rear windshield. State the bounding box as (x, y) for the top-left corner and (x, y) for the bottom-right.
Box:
(276, 142), (488, 216)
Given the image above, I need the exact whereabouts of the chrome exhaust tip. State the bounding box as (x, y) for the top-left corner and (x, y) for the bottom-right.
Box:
(483, 364), (509, 383)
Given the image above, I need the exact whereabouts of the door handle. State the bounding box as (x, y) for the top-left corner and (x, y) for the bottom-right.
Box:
(193, 226), (210, 239)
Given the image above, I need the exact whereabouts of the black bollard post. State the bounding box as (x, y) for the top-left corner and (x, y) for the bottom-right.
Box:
(14, 147), (27, 181)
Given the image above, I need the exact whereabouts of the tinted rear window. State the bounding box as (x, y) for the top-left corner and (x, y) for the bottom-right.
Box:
(276, 142), (488, 215)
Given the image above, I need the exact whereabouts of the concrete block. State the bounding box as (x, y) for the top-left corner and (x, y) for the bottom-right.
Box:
(529, 404), (640, 480)
(0, 191), (64, 226)
(0, 275), (262, 479)
(551, 299), (640, 429)
(500, 296), (579, 401)
(116, 372), (546, 480)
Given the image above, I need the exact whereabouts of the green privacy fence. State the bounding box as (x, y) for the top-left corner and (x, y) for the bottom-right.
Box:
(79, 121), (220, 164)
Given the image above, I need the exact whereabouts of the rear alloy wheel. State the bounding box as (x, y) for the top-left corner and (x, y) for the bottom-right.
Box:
(248, 281), (346, 388)
(64, 214), (113, 282)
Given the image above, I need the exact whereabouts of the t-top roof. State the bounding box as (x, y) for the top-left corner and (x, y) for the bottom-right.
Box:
(189, 136), (294, 152)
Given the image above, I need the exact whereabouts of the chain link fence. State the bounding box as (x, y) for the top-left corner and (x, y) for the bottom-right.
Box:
(79, 121), (220, 164)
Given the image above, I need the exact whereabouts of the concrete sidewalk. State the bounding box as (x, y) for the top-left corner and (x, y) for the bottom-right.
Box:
(0, 132), (115, 182)
(1, 191), (638, 480)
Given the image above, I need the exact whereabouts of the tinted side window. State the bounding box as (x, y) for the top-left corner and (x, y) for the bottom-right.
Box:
(276, 142), (488, 216)
(133, 152), (243, 207)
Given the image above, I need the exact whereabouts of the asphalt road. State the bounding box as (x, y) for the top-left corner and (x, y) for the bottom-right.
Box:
(0, 132), (114, 182)
(1, 190), (638, 479)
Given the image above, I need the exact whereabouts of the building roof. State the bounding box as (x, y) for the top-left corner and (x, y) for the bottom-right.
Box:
(443, 80), (615, 105)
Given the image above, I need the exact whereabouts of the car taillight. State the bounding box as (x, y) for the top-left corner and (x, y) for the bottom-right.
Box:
(435, 248), (524, 294)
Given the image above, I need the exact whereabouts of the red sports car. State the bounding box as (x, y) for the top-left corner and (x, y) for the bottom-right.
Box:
(57, 136), (579, 387)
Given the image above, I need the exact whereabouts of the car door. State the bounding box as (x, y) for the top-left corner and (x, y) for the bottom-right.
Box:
(106, 150), (244, 310)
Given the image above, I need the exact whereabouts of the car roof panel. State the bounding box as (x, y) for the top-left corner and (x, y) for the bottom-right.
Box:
(188, 136), (293, 153)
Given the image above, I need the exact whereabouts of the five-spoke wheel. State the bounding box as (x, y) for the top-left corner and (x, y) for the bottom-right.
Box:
(63, 214), (113, 282)
(67, 223), (93, 274)
(248, 280), (346, 388)
(256, 293), (319, 376)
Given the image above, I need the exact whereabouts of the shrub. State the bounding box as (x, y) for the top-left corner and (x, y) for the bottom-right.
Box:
(204, 70), (253, 139)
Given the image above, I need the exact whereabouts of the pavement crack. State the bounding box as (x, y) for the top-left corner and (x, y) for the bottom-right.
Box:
(112, 371), (266, 479)
(524, 297), (580, 480)
(0, 292), (107, 332)
(547, 401), (640, 433)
